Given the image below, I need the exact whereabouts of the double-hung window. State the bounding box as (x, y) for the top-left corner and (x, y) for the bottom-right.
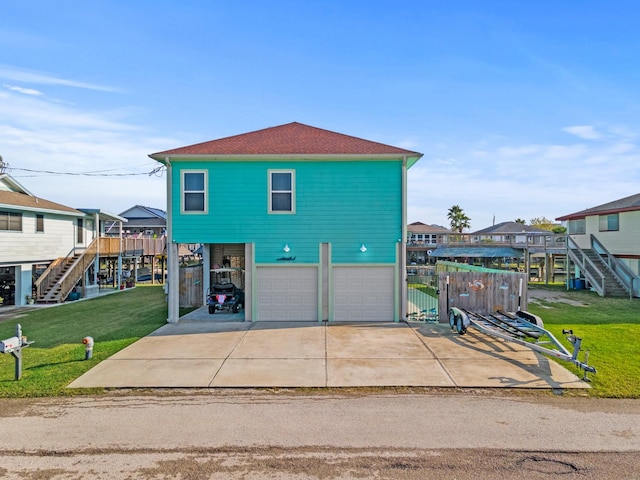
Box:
(269, 170), (295, 213)
(568, 219), (586, 235)
(36, 214), (44, 233)
(182, 171), (207, 213)
(0, 211), (22, 232)
(599, 213), (619, 232)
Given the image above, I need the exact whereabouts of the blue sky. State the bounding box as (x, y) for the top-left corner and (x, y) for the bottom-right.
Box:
(1, 1), (639, 229)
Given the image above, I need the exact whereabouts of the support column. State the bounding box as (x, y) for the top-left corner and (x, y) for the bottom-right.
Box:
(400, 156), (408, 322)
(167, 242), (180, 323)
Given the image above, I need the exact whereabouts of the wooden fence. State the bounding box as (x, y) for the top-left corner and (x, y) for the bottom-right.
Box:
(437, 271), (528, 317)
(179, 264), (203, 307)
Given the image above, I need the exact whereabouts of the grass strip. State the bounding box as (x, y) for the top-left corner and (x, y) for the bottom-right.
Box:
(527, 284), (640, 398)
(0, 286), (168, 398)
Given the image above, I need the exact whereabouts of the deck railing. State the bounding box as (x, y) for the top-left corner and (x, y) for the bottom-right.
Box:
(407, 232), (566, 249)
(98, 236), (166, 257)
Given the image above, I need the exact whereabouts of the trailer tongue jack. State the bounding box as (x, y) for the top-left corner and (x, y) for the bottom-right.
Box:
(449, 307), (596, 382)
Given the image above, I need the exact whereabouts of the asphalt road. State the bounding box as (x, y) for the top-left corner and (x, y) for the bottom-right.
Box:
(0, 390), (639, 479)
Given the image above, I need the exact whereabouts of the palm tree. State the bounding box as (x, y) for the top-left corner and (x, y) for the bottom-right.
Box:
(447, 205), (471, 233)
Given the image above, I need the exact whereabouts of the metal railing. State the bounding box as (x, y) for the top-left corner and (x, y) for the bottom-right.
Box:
(590, 234), (635, 299)
(566, 236), (606, 296)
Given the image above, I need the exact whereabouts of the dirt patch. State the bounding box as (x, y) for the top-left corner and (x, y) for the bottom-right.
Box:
(528, 288), (589, 307)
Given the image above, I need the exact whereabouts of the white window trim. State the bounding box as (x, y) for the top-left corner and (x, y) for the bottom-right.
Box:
(268, 169), (296, 214)
(181, 170), (208, 214)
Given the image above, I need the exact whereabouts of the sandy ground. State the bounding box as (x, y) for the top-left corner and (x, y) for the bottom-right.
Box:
(528, 287), (589, 307)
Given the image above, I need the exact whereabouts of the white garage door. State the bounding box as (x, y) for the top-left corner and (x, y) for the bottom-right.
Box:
(256, 267), (318, 321)
(333, 266), (396, 321)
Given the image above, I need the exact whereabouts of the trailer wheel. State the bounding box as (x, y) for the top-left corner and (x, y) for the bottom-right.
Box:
(449, 310), (456, 330)
(209, 305), (215, 314)
(456, 314), (467, 335)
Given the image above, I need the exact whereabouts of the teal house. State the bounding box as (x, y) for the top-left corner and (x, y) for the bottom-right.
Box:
(150, 122), (423, 323)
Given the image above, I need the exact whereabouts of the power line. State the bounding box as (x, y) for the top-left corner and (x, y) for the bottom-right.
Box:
(4, 165), (165, 177)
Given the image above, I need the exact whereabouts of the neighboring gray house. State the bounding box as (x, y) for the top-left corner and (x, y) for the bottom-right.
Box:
(105, 205), (167, 237)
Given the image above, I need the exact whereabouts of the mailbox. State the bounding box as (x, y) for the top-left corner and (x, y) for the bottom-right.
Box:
(0, 336), (21, 354)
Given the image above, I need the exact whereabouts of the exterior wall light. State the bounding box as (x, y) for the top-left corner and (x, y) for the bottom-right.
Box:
(360, 243), (367, 253)
(283, 244), (290, 253)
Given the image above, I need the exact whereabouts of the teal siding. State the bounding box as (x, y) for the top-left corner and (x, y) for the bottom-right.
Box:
(171, 160), (402, 264)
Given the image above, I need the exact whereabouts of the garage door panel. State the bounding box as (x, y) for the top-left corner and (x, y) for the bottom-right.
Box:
(333, 267), (395, 322)
(257, 267), (318, 321)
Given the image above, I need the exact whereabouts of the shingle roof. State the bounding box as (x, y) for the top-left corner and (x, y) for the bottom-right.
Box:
(150, 122), (422, 158)
(408, 222), (451, 233)
(0, 190), (83, 215)
(472, 221), (549, 235)
(556, 193), (640, 221)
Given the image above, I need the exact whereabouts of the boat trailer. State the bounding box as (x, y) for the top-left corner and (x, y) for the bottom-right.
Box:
(448, 306), (596, 381)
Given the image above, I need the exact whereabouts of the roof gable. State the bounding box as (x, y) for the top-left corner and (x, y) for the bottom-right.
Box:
(150, 122), (422, 163)
(556, 193), (640, 221)
(0, 173), (33, 196)
(119, 205), (167, 220)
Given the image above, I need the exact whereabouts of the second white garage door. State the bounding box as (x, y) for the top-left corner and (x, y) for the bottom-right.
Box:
(256, 267), (318, 321)
(333, 266), (395, 321)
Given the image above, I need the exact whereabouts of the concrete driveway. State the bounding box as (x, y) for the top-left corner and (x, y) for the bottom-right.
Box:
(69, 310), (589, 390)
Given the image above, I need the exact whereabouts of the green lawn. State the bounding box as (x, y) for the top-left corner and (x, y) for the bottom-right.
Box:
(0, 286), (168, 398)
(1, 283), (639, 398)
(527, 284), (640, 398)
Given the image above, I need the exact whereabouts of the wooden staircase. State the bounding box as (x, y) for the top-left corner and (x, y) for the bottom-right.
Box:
(35, 240), (98, 304)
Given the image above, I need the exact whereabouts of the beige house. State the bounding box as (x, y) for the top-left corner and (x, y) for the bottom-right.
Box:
(556, 192), (639, 297)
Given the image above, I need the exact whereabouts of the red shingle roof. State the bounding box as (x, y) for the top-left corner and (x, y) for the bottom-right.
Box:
(150, 122), (421, 158)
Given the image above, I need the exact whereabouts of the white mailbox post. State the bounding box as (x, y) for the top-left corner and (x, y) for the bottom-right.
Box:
(0, 324), (34, 380)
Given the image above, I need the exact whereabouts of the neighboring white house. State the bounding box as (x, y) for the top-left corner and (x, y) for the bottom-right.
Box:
(0, 171), (125, 305)
(556, 192), (640, 297)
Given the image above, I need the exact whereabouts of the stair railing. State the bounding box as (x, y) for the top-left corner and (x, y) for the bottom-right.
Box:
(54, 239), (99, 302)
(34, 251), (75, 300)
(566, 236), (606, 296)
(590, 234), (635, 299)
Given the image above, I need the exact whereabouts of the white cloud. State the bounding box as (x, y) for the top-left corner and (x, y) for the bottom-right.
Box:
(0, 65), (118, 92)
(408, 127), (640, 229)
(562, 125), (602, 140)
(3, 84), (43, 96)
(0, 87), (171, 213)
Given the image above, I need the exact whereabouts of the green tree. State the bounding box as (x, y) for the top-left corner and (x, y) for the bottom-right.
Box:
(530, 216), (557, 231)
(514, 218), (526, 224)
(447, 205), (471, 233)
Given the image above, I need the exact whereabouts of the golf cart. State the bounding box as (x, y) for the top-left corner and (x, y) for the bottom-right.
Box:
(206, 267), (244, 314)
